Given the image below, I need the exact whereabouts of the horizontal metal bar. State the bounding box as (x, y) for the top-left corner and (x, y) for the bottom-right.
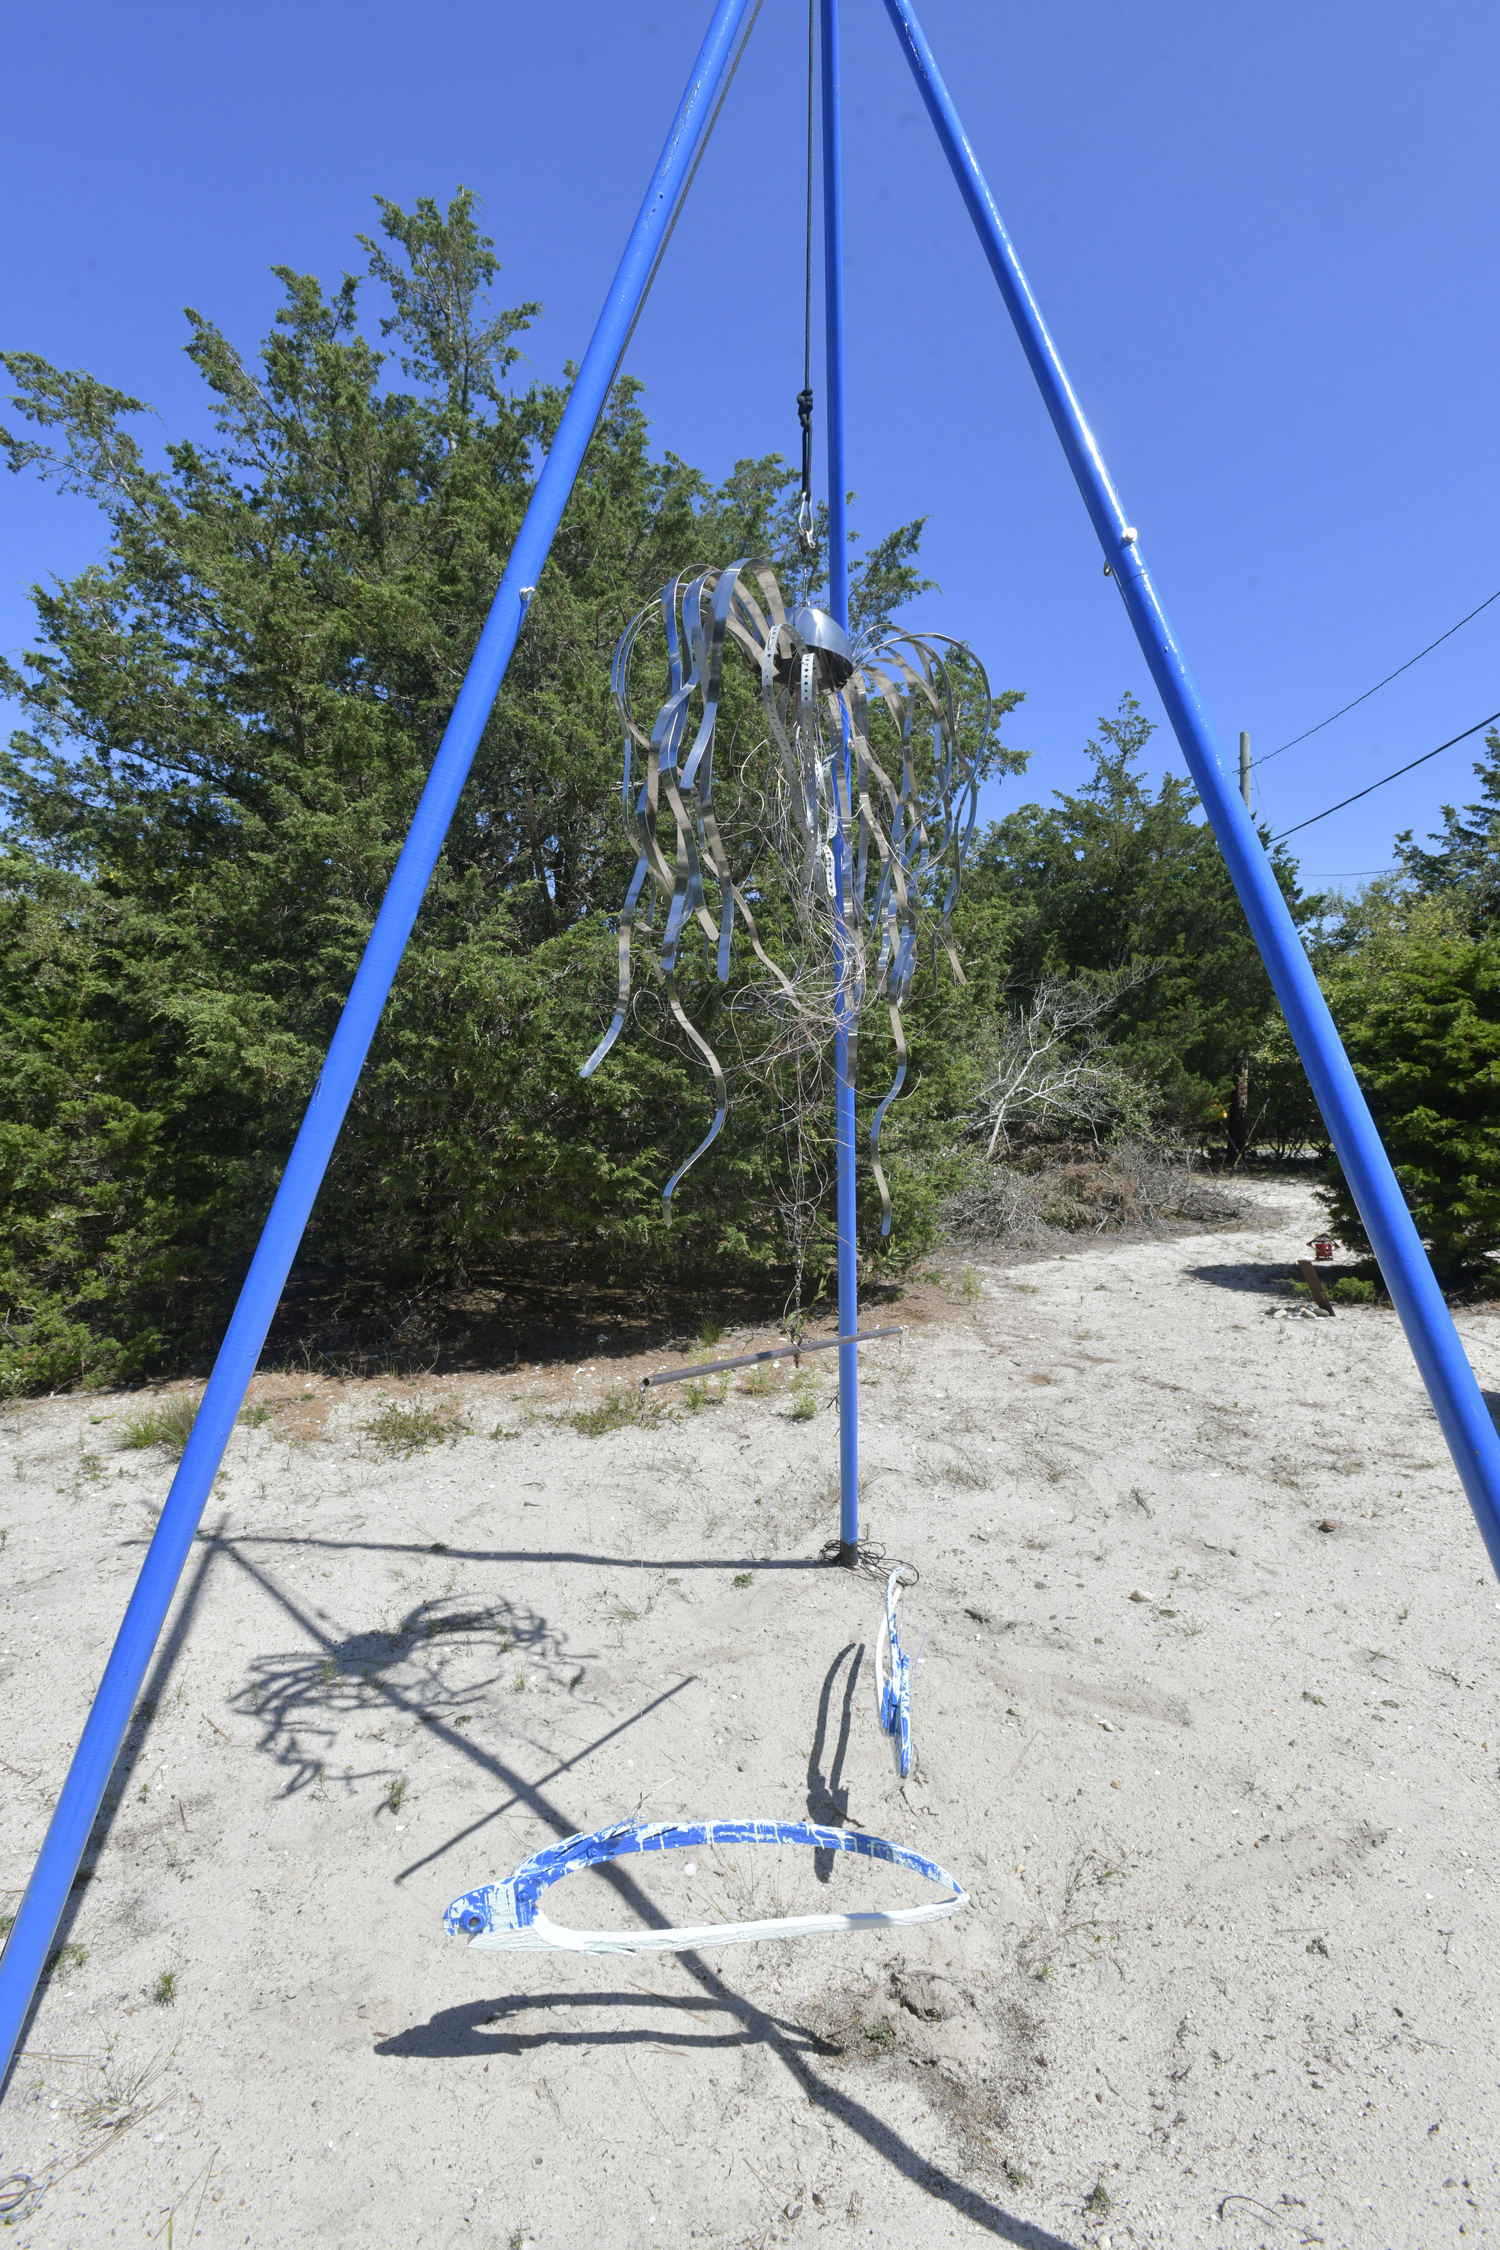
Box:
(642, 1325), (904, 1388)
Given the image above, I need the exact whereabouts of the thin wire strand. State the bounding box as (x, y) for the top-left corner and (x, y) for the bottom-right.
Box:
(1271, 707), (1500, 842)
(604, 0), (764, 400)
(804, 0), (815, 398)
(1260, 588), (1500, 767)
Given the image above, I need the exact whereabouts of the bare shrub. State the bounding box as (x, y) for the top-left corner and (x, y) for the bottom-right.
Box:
(978, 967), (1156, 1157)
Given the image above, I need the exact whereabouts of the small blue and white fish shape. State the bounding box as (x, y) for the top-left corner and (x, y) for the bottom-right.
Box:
(875, 1567), (922, 1779)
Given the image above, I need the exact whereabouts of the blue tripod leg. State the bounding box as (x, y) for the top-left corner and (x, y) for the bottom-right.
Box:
(0, 0), (760, 2092)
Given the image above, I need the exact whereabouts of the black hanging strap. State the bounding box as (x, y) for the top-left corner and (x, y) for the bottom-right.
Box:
(798, 385), (814, 519)
(797, 0), (818, 563)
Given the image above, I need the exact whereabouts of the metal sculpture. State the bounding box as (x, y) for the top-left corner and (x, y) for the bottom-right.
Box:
(445, 1817), (964, 1954)
(580, 562), (989, 1230)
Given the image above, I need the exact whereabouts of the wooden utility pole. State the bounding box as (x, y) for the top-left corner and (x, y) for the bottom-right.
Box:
(1228, 731), (1251, 1162)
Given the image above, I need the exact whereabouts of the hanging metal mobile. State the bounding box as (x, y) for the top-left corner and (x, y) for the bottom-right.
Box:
(579, 561), (990, 1231)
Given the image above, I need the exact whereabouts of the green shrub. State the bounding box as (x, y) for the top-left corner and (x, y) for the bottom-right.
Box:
(789, 1377), (819, 1422)
(0, 208), (1322, 1387)
(1247, 1014), (1329, 1159)
(964, 695), (1312, 1140)
(1321, 933), (1500, 1277)
(1330, 1276), (1375, 1304)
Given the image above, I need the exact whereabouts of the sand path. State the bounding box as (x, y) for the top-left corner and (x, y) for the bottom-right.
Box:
(1, 1178), (1497, 2248)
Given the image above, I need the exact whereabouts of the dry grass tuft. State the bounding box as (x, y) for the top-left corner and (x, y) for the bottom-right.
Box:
(72, 2041), (161, 2133)
(119, 1394), (200, 1457)
(364, 1395), (467, 1455)
(573, 1391), (638, 1438)
(920, 1447), (991, 1492)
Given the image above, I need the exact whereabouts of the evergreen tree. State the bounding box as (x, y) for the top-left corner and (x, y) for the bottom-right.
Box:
(0, 192), (958, 1390)
(1318, 913), (1500, 1278)
(1395, 727), (1500, 932)
(965, 695), (1312, 1136)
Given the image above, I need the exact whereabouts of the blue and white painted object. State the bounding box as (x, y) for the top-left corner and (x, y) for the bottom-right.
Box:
(875, 1567), (919, 1778)
(444, 1817), (964, 1954)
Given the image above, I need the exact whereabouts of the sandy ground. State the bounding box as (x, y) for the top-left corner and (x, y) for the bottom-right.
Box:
(2, 1178), (1499, 2250)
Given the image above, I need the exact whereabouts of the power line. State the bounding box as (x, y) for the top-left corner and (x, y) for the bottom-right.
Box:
(1271, 708), (1500, 842)
(1259, 587), (1500, 768)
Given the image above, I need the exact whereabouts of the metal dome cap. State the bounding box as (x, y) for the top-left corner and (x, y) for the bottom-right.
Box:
(783, 603), (855, 689)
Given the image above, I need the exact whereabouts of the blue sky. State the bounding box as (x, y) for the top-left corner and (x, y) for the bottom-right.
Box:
(4, 0), (1498, 895)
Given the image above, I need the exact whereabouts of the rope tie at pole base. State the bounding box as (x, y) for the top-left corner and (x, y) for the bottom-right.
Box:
(820, 1535), (918, 1584)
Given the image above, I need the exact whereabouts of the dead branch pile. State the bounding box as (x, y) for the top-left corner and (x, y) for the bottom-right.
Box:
(940, 1137), (1244, 1251)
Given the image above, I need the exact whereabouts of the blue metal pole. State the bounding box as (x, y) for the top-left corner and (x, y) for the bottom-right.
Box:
(0, 0), (756, 2089)
(880, 0), (1500, 1580)
(821, 0), (858, 1561)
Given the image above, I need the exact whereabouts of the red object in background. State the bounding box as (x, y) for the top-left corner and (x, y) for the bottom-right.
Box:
(1313, 1238), (1334, 1261)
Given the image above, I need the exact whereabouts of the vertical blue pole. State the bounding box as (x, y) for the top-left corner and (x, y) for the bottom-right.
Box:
(821, 0), (858, 1561)
(880, 0), (1500, 1578)
(0, 0), (757, 2091)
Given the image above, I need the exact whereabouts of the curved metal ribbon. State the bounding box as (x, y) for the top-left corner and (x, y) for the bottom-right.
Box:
(580, 563), (992, 1228)
(444, 1816), (964, 1954)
